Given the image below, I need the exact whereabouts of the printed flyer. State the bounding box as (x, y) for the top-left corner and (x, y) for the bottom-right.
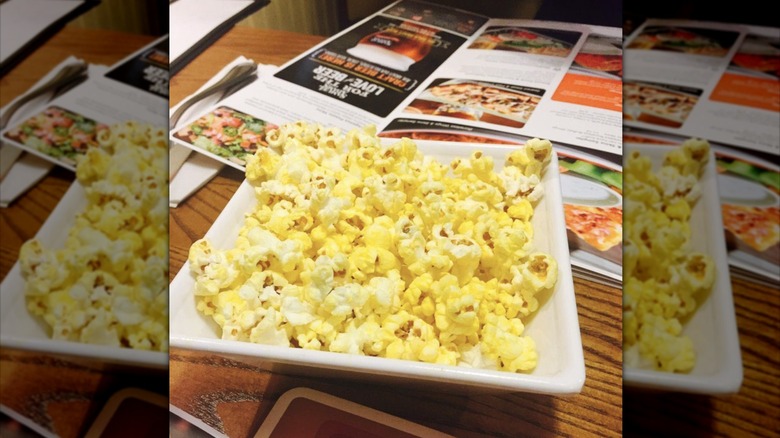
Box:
(169, 0), (624, 285)
(1, 36), (170, 171)
(624, 20), (779, 281)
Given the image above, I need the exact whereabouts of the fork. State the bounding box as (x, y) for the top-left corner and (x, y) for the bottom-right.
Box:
(0, 61), (88, 131)
(168, 61), (257, 130)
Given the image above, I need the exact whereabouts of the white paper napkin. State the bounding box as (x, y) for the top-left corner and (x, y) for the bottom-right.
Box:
(169, 56), (276, 207)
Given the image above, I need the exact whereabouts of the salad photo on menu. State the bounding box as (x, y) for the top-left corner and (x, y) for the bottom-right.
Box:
(3, 106), (108, 168)
(173, 106), (277, 166)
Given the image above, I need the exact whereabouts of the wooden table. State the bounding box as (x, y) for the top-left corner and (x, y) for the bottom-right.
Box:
(169, 26), (624, 438)
(0, 27), (168, 438)
(625, 274), (780, 437)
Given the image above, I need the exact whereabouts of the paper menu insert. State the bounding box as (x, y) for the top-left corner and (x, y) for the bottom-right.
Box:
(375, 21), (623, 282)
(624, 19), (779, 281)
(169, 0), (624, 284)
(0, 36), (169, 171)
(624, 20), (779, 155)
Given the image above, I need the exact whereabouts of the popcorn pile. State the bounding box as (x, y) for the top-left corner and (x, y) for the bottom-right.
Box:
(189, 122), (557, 372)
(19, 121), (169, 351)
(623, 139), (715, 372)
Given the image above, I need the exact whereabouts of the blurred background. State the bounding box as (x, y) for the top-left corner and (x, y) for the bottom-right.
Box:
(66, 0), (625, 37)
(67, 0), (167, 35)
(46, 0), (777, 38)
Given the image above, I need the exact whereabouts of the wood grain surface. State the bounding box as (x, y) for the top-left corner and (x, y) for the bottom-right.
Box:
(625, 274), (780, 437)
(168, 26), (624, 438)
(0, 26), (168, 438)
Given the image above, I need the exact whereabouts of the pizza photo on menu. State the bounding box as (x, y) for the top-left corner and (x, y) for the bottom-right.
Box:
(403, 78), (544, 128)
(557, 149), (623, 265)
(173, 106), (277, 166)
(469, 26), (581, 57)
(571, 34), (623, 78)
(623, 81), (701, 128)
(727, 34), (780, 79)
(627, 26), (739, 57)
(715, 148), (780, 266)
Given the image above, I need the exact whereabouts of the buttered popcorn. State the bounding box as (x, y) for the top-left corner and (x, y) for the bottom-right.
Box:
(19, 121), (168, 351)
(189, 122), (557, 372)
(623, 139), (714, 372)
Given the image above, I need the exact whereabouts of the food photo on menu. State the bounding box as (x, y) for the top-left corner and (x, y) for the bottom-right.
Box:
(714, 146), (780, 277)
(622, 80), (701, 128)
(3, 106), (108, 168)
(403, 78), (544, 128)
(173, 106), (278, 167)
(727, 33), (780, 79)
(557, 147), (623, 267)
(626, 25), (738, 57)
(570, 33), (623, 78)
(468, 26), (580, 57)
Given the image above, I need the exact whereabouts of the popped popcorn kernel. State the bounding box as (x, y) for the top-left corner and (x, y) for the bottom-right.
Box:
(20, 122), (168, 351)
(191, 122), (557, 372)
(623, 140), (714, 373)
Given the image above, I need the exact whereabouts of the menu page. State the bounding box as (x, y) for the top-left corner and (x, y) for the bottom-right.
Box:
(624, 21), (779, 281)
(1, 36), (170, 171)
(624, 20), (779, 154)
(168, 0), (624, 284)
(170, 0), (488, 171)
(376, 21), (623, 282)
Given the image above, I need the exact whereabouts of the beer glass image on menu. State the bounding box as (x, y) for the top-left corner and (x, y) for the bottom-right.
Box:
(347, 21), (437, 71)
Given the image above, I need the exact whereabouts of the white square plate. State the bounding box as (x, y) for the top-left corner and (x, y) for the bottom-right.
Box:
(170, 141), (585, 394)
(0, 182), (168, 369)
(623, 143), (742, 394)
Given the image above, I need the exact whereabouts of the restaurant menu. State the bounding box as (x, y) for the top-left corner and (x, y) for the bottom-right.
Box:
(169, 0), (624, 285)
(1, 36), (170, 172)
(624, 20), (779, 282)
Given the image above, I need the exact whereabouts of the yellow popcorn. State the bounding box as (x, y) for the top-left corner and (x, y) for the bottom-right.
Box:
(190, 122), (557, 373)
(623, 139), (714, 373)
(19, 122), (168, 351)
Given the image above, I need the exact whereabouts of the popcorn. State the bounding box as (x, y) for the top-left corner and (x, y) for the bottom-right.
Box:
(189, 122), (556, 372)
(19, 122), (168, 351)
(623, 139), (714, 372)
